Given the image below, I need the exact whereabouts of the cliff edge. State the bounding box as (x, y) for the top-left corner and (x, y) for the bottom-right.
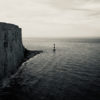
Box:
(0, 22), (24, 79)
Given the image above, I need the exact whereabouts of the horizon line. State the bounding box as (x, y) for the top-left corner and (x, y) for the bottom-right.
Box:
(22, 36), (100, 39)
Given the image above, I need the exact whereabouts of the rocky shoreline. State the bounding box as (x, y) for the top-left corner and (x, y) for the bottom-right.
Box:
(23, 49), (43, 63)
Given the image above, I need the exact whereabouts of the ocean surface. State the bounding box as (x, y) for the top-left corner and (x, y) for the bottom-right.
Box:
(4, 38), (100, 100)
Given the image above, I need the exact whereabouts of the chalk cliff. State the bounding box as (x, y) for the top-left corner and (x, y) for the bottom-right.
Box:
(0, 22), (24, 79)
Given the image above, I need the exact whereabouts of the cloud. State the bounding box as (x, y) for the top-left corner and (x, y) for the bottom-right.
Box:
(0, 0), (100, 37)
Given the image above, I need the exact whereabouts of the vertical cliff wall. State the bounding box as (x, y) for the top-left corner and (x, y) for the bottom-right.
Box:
(0, 22), (24, 79)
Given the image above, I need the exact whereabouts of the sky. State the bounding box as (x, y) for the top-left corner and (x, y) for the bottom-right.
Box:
(0, 0), (100, 38)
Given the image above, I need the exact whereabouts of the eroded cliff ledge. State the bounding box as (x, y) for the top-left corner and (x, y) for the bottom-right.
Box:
(0, 22), (24, 79)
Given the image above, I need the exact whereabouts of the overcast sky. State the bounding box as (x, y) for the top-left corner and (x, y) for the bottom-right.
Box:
(0, 0), (100, 38)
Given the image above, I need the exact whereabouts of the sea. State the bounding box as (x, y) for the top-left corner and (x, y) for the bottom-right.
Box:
(3, 38), (100, 100)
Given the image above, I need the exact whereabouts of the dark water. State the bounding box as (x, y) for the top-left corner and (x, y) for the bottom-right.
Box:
(2, 38), (100, 100)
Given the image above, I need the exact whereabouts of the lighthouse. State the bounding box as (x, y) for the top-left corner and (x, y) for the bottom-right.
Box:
(53, 43), (56, 52)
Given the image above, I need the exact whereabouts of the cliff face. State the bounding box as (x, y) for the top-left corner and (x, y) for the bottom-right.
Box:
(0, 22), (24, 79)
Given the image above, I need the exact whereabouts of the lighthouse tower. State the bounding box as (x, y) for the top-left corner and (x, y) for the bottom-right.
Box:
(53, 43), (56, 52)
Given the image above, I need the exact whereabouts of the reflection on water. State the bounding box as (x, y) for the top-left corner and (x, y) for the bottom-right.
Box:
(1, 38), (100, 100)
